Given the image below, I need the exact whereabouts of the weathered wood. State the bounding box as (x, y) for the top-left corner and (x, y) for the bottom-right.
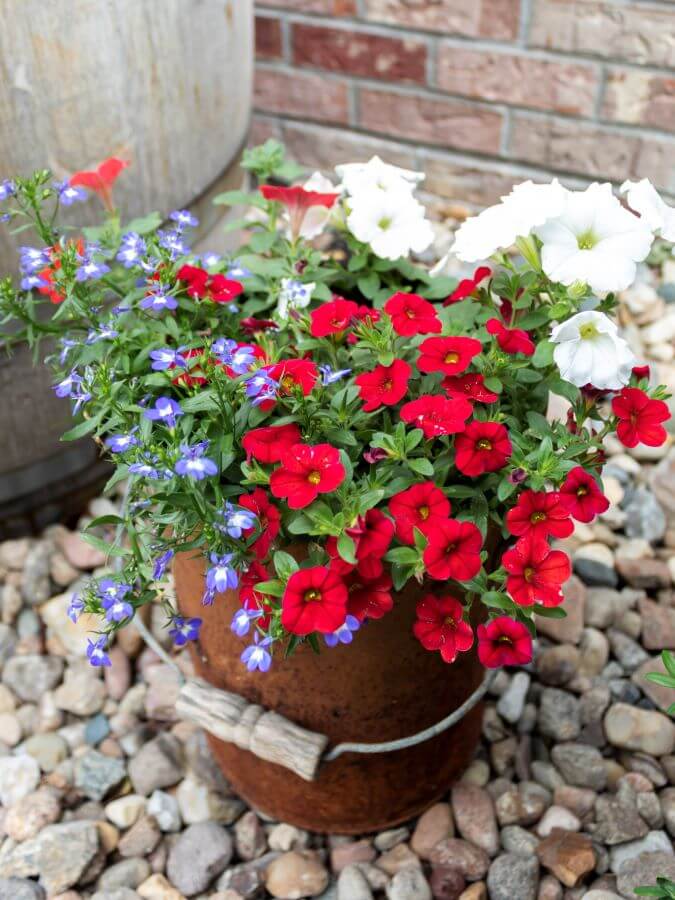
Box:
(0, 0), (253, 275)
(176, 677), (329, 783)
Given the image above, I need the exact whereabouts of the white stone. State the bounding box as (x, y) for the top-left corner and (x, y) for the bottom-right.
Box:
(105, 794), (146, 829)
(609, 829), (673, 873)
(536, 805), (581, 837)
(147, 789), (182, 833)
(0, 754), (41, 805)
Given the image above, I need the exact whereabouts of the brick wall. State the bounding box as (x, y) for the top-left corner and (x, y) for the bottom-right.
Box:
(253, 0), (675, 209)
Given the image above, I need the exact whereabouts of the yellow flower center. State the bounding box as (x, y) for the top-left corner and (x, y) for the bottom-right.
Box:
(304, 589), (321, 602)
(307, 471), (321, 485)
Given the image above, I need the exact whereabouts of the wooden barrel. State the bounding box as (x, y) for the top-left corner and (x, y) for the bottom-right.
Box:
(0, 0), (253, 533)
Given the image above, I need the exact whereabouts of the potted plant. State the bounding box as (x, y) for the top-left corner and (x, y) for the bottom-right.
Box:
(0, 145), (671, 832)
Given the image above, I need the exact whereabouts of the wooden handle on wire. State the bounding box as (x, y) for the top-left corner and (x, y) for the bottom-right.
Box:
(176, 677), (329, 782)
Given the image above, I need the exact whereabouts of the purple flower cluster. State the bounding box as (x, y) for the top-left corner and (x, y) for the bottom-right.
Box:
(150, 347), (187, 371)
(216, 502), (257, 538)
(231, 606), (262, 638)
(244, 371), (278, 407)
(53, 180), (86, 206)
(152, 549), (174, 581)
(241, 632), (273, 672)
(87, 636), (111, 667)
(324, 615), (360, 647)
(169, 209), (199, 229)
(98, 579), (133, 623)
(0, 179), (15, 202)
(105, 431), (140, 453)
(158, 228), (189, 259)
(169, 616), (202, 646)
(53, 370), (91, 413)
(143, 395), (183, 427)
(139, 284), (177, 313)
(117, 232), (146, 268)
(174, 441), (218, 480)
(211, 339), (256, 375)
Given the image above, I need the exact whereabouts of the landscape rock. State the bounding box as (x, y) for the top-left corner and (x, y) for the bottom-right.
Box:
(451, 784), (498, 856)
(2, 655), (63, 702)
(265, 851), (329, 899)
(616, 851), (675, 898)
(536, 829), (596, 888)
(551, 744), (607, 791)
(410, 802), (453, 859)
(128, 734), (184, 796)
(486, 853), (538, 900)
(604, 703), (675, 755)
(166, 822), (233, 896)
(385, 867), (431, 900)
(0, 821), (99, 895)
(0, 755), (41, 806)
(74, 750), (126, 801)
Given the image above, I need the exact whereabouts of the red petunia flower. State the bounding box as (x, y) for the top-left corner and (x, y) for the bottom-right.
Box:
(423, 518), (483, 582)
(345, 570), (393, 622)
(238, 488), (281, 560)
(477, 617), (533, 668)
(384, 292), (442, 337)
(269, 443), (345, 509)
(241, 561), (274, 629)
(558, 466), (610, 523)
(70, 156), (130, 212)
(310, 298), (359, 338)
(281, 566), (348, 635)
(355, 359), (411, 412)
(242, 423), (302, 464)
(267, 359), (318, 399)
(400, 394), (472, 439)
(241, 317), (278, 335)
(631, 365), (650, 382)
(486, 318), (535, 356)
(454, 420), (512, 477)
(177, 264), (243, 304)
(259, 184), (339, 238)
(505, 490), (574, 541)
(413, 594), (474, 664)
(611, 387), (670, 449)
(444, 266), (491, 306)
(502, 536), (571, 608)
(442, 373), (499, 405)
(417, 336), (482, 377)
(388, 482), (451, 545)
(327, 509), (394, 579)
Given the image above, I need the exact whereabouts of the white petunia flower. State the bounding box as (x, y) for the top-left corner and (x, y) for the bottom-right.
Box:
(621, 178), (675, 243)
(277, 278), (315, 320)
(536, 183), (654, 293)
(449, 179), (568, 264)
(550, 310), (635, 390)
(346, 188), (434, 261)
(336, 156), (424, 197)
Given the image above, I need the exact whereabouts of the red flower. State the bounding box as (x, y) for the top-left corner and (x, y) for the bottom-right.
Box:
(260, 183), (339, 238)
(417, 336), (482, 376)
(177, 265), (243, 304)
(454, 421), (512, 477)
(267, 359), (318, 398)
(444, 266), (491, 306)
(502, 537), (571, 607)
(400, 394), (472, 439)
(70, 156), (129, 211)
(241, 317), (278, 335)
(477, 617), (533, 668)
(241, 562), (274, 629)
(389, 482), (451, 544)
(281, 566), (348, 635)
(355, 359), (411, 412)
(486, 318), (535, 356)
(238, 488), (280, 560)
(37, 262), (65, 304)
(442, 374), (499, 404)
(505, 490), (574, 541)
(413, 594), (474, 664)
(327, 509), (394, 579)
(384, 292), (442, 337)
(310, 298), (359, 337)
(270, 443), (345, 509)
(242, 424), (302, 464)
(345, 571), (393, 622)
(423, 518), (483, 582)
(558, 466), (609, 523)
(611, 387), (669, 449)
(632, 365), (650, 382)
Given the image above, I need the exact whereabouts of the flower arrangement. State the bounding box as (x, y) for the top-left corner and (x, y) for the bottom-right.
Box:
(0, 142), (671, 674)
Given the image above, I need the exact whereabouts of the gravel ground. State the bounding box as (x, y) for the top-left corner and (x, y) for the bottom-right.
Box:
(0, 266), (674, 900)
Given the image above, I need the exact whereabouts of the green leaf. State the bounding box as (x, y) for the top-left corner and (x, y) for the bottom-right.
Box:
(286, 514), (314, 535)
(273, 551), (299, 581)
(85, 514), (126, 529)
(408, 457), (434, 477)
(254, 579), (284, 597)
(663, 650), (675, 680)
(481, 592), (513, 610)
(385, 547), (420, 565)
(535, 606), (568, 619)
(249, 231), (277, 253)
(213, 189), (267, 209)
(483, 376), (502, 393)
(548, 377), (579, 404)
(420, 276), (457, 300)
(497, 479), (517, 502)
(124, 212), (162, 234)
(532, 340), (555, 369)
(357, 272), (380, 299)
(337, 533), (357, 565)
(644, 673), (675, 689)
(61, 410), (106, 441)
(80, 532), (130, 559)
(548, 302), (570, 320)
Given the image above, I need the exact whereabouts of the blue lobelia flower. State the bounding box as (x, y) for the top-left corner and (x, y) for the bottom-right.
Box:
(19, 246), (50, 274)
(98, 579), (133, 623)
(152, 549), (175, 581)
(217, 501), (257, 538)
(324, 615), (361, 648)
(170, 209), (199, 229)
(206, 553), (239, 593)
(87, 635), (111, 667)
(169, 616), (202, 646)
(241, 632), (273, 672)
(211, 338), (257, 375)
(319, 365), (352, 386)
(143, 395), (183, 427)
(174, 442), (218, 480)
(0, 179), (15, 201)
(67, 593), (84, 624)
(76, 257), (111, 282)
(52, 179), (86, 206)
(139, 286), (178, 312)
(158, 228), (189, 259)
(150, 347), (188, 371)
(105, 431), (140, 453)
(116, 232), (147, 268)
(244, 371), (278, 407)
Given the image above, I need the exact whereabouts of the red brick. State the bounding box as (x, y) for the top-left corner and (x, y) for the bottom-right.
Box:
(256, 16), (283, 60)
(254, 67), (350, 125)
(358, 87), (503, 154)
(258, 0), (356, 14)
(509, 113), (675, 192)
(529, 0), (675, 68)
(421, 156), (535, 208)
(363, 0), (520, 41)
(437, 47), (598, 116)
(603, 70), (675, 133)
(250, 115), (283, 147)
(280, 121), (418, 172)
(291, 23), (427, 84)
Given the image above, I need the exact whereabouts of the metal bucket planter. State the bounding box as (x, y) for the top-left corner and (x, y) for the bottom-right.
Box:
(173, 548), (488, 834)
